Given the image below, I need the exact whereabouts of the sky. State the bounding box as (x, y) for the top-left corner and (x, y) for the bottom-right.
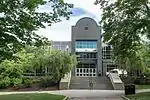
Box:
(37, 0), (102, 41)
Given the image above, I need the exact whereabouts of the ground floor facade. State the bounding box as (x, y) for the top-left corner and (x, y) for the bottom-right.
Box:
(52, 41), (117, 77)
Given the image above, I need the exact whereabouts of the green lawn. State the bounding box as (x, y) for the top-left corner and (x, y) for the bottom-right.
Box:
(136, 85), (150, 89)
(127, 92), (150, 100)
(0, 93), (65, 100)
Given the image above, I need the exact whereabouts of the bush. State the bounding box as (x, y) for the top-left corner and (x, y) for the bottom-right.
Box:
(0, 77), (11, 89)
(134, 76), (150, 85)
(32, 78), (40, 84)
(0, 60), (23, 78)
(12, 78), (22, 89)
(40, 76), (57, 87)
(23, 78), (33, 88)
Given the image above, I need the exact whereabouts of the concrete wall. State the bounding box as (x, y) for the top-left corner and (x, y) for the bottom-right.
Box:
(71, 17), (102, 76)
(59, 72), (71, 90)
(109, 73), (124, 90)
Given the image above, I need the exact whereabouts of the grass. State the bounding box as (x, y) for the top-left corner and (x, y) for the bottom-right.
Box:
(0, 93), (65, 100)
(136, 85), (150, 89)
(127, 92), (150, 100)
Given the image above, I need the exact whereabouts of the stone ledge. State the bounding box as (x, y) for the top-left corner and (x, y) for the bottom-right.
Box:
(109, 73), (124, 90)
(59, 72), (71, 90)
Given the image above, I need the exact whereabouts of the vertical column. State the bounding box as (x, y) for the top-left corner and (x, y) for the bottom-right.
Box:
(71, 26), (76, 76)
(97, 26), (102, 76)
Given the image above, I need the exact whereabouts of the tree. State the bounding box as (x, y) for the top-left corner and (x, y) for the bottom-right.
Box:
(95, 0), (150, 73)
(0, 0), (73, 61)
(49, 50), (77, 82)
(16, 45), (78, 81)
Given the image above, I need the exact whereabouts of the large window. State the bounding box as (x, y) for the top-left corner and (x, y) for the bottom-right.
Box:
(76, 52), (97, 59)
(77, 63), (96, 68)
(107, 64), (118, 72)
(102, 45), (113, 59)
(75, 40), (97, 48)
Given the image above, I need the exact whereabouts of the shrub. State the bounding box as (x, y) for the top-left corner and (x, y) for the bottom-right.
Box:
(0, 60), (23, 78)
(40, 76), (57, 87)
(0, 77), (11, 89)
(32, 78), (40, 84)
(23, 78), (33, 88)
(12, 78), (22, 89)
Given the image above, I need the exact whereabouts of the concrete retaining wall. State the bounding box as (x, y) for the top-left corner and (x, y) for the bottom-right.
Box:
(109, 73), (124, 90)
(59, 72), (71, 90)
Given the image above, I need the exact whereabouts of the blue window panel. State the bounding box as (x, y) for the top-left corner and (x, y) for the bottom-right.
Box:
(75, 40), (97, 48)
(87, 44), (90, 48)
(83, 44), (86, 48)
(91, 44), (94, 48)
(91, 45), (94, 48)
(79, 45), (82, 48)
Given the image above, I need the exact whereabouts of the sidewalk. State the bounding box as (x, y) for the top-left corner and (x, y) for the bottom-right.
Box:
(0, 90), (124, 100)
(0, 89), (149, 100)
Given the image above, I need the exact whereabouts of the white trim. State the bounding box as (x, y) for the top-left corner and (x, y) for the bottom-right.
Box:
(75, 68), (97, 77)
(75, 48), (97, 52)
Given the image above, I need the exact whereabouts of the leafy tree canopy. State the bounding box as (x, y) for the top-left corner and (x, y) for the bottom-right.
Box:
(95, 0), (150, 57)
(0, 0), (73, 61)
(95, 0), (150, 72)
(15, 45), (78, 82)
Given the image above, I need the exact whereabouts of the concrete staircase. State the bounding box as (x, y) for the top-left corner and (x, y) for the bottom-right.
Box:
(69, 76), (113, 90)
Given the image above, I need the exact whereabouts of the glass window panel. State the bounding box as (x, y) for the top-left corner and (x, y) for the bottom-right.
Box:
(75, 45), (77, 48)
(83, 44), (85, 48)
(90, 44), (93, 48)
(76, 40), (97, 48)
(79, 45), (82, 48)
(87, 44), (90, 48)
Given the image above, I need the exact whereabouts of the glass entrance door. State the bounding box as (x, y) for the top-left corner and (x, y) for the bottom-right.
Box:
(75, 64), (97, 77)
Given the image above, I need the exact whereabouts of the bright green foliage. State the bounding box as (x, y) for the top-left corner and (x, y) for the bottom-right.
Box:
(0, 60), (23, 78)
(0, 77), (11, 89)
(96, 0), (150, 73)
(0, 45), (77, 89)
(17, 45), (77, 82)
(11, 78), (23, 89)
(0, 0), (73, 61)
(0, 60), (24, 89)
(49, 50), (77, 82)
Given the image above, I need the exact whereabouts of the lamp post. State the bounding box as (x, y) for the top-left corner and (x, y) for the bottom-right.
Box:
(66, 45), (69, 53)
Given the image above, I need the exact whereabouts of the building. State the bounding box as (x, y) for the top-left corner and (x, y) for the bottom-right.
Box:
(52, 17), (117, 77)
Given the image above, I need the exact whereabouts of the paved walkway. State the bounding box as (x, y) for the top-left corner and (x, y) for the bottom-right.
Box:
(70, 76), (113, 90)
(0, 90), (124, 100)
(51, 90), (123, 100)
(0, 89), (150, 100)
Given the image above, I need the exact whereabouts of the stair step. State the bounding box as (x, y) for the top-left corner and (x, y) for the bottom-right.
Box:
(69, 76), (113, 90)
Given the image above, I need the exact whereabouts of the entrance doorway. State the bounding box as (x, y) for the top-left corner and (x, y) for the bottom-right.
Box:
(75, 63), (97, 77)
